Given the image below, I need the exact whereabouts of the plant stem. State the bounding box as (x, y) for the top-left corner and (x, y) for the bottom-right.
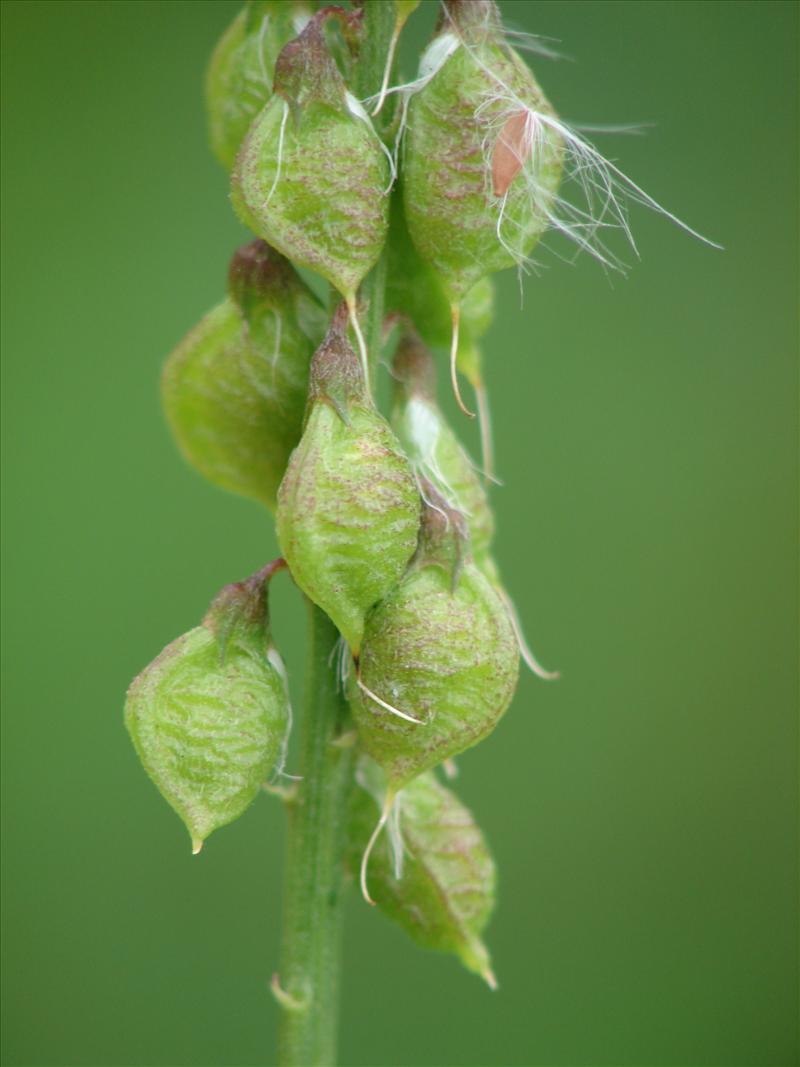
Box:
(362, 244), (388, 387)
(358, 0), (395, 392)
(276, 603), (354, 1067)
(276, 16), (398, 1064)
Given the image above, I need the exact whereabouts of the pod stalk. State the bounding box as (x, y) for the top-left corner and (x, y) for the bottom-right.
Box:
(475, 378), (495, 483)
(359, 789), (396, 905)
(347, 295), (370, 389)
(450, 304), (475, 418)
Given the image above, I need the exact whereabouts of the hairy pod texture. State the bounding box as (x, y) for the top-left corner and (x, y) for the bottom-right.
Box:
(206, 1), (313, 171)
(232, 11), (390, 299)
(161, 240), (326, 510)
(124, 568), (289, 852)
(277, 310), (421, 655)
(348, 757), (496, 986)
(403, 0), (562, 299)
(352, 500), (518, 787)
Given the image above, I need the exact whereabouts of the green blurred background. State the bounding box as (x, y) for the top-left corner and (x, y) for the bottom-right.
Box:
(1, 1), (797, 1064)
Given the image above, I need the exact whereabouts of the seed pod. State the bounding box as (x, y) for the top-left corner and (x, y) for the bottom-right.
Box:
(403, 0), (562, 301)
(232, 9), (391, 309)
(352, 492), (518, 789)
(206, 1), (313, 171)
(347, 756), (497, 987)
(124, 562), (290, 853)
(277, 306), (420, 655)
(161, 239), (326, 510)
(402, 0), (561, 416)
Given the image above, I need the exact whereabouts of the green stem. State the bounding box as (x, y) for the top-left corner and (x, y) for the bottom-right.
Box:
(276, 16), (398, 1064)
(357, 0), (397, 394)
(362, 244), (388, 388)
(276, 604), (354, 1067)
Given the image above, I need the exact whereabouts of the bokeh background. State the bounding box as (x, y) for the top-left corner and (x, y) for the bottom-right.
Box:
(2, 2), (797, 1065)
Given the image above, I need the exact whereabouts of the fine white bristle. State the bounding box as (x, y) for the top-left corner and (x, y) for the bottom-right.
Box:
(356, 676), (424, 725)
(498, 587), (560, 681)
(464, 32), (722, 273)
(414, 469), (453, 526)
(449, 304), (475, 418)
(363, 32), (460, 171)
(345, 92), (397, 193)
(268, 645), (301, 781)
(474, 379), (495, 484)
(501, 26), (565, 62)
(359, 791), (394, 905)
(371, 22), (402, 117)
(266, 98), (289, 205)
(387, 793), (405, 880)
(346, 297), (370, 387)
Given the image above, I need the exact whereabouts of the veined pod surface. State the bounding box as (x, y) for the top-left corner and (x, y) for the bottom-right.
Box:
(403, 0), (562, 301)
(232, 9), (390, 302)
(277, 307), (420, 656)
(347, 757), (497, 987)
(161, 239), (327, 510)
(206, 1), (313, 171)
(124, 563), (290, 853)
(352, 494), (518, 788)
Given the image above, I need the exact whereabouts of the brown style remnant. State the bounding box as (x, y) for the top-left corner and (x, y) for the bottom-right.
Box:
(492, 109), (531, 197)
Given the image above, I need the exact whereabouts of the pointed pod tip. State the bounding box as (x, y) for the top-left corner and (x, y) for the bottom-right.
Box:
(228, 239), (294, 313)
(308, 305), (367, 414)
(462, 938), (497, 990)
(191, 838), (204, 855)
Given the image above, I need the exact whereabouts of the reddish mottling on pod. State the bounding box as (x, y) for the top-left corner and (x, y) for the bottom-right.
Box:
(124, 563), (291, 853)
(347, 756), (498, 987)
(161, 239), (327, 511)
(205, 1), (315, 171)
(276, 307), (420, 656)
(231, 6), (391, 310)
(351, 488), (519, 791)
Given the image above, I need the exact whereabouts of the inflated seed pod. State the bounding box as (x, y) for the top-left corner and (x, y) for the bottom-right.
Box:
(276, 306), (420, 656)
(404, 0), (562, 298)
(352, 491), (518, 790)
(125, 562), (290, 853)
(392, 336), (559, 680)
(232, 7), (391, 360)
(402, 0), (562, 414)
(206, 1), (313, 171)
(347, 756), (497, 987)
(161, 239), (326, 510)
